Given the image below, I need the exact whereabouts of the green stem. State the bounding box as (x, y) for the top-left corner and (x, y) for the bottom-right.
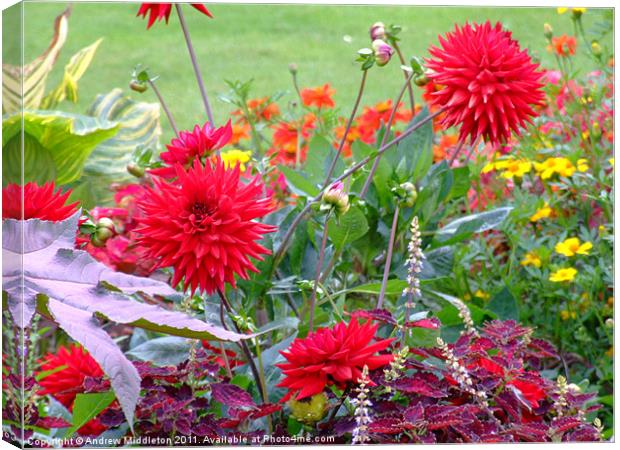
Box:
(392, 41), (415, 111)
(308, 214), (331, 331)
(377, 205), (400, 309)
(147, 79), (179, 138)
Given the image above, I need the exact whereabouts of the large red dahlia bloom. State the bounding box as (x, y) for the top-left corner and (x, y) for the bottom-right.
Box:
(137, 3), (212, 29)
(2, 182), (78, 222)
(150, 121), (232, 178)
(136, 157), (276, 294)
(426, 21), (544, 146)
(276, 320), (394, 402)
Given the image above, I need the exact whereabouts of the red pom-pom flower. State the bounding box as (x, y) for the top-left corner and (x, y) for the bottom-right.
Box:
(137, 3), (212, 29)
(426, 21), (544, 146)
(136, 157), (276, 295)
(2, 182), (78, 222)
(149, 121), (232, 179)
(276, 320), (394, 402)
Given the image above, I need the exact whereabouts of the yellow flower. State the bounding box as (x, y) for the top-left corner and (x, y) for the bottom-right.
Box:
(560, 310), (577, 320)
(534, 157), (576, 179)
(220, 149), (252, 172)
(549, 267), (578, 282)
(554, 158), (577, 177)
(474, 290), (490, 301)
(577, 158), (589, 172)
(521, 251), (542, 268)
(530, 203), (552, 222)
(555, 237), (592, 257)
(609, 158), (614, 168)
(500, 159), (532, 179)
(557, 7), (568, 14)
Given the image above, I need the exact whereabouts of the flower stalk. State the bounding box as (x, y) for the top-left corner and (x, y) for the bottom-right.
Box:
(147, 78), (180, 138)
(308, 213), (332, 331)
(175, 4), (215, 126)
(377, 205), (400, 309)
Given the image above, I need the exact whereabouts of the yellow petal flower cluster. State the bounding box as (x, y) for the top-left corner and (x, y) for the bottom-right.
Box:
(530, 203), (553, 222)
(521, 251), (542, 268)
(549, 267), (578, 282)
(534, 157), (577, 179)
(482, 157), (532, 179)
(220, 149), (252, 172)
(555, 237), (592, 257)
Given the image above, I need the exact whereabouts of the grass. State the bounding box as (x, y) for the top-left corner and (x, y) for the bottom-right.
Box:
(5, 2), (613, 140)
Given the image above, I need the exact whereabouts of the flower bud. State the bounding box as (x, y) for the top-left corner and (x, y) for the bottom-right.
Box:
(591, 41), (602, 57)
(127, 162), (145, 178)
(372, 39), (394, 67)
(413, 73), (429, 87)
(288, 63), (298, 75)
(129, 80), (148, 93)
(369, 22), (386, 41)
(543, 23), (553, 40)
(400, 182), (418, 207)
(92, 217), (116, 247)
(605, 318), (614, 328)
(572, 8), (585, 20)
(288, 393), (328, 425)
(321, 181), (350, 216)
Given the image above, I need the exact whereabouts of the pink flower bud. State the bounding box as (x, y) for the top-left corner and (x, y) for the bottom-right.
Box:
(372, 39), (394, 67)
(369, 22), (386, 41)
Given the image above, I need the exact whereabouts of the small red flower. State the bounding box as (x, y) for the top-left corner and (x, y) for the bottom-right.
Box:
(550, 34), (577, 57)
(276, 319), (394, 402)
(2, 182), (78, 222)
(137, 3), (212, 29)
(38, 345), (108, 436)
(38, 345), (104, 408)
(136, 157), (276, 295)
(426, 21), (544, 146)
(150, 121), (232, 178)
(301, 84), (336, 109)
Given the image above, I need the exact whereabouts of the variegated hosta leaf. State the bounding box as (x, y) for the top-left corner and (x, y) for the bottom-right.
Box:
(2, 110), (119, 186)
(2, 212), (249, 427)
(74, 89), (161, 206)
(2, 7), (70, 114)
(40, 38), (103, 110)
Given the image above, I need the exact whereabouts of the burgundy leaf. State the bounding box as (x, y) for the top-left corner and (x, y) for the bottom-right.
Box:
(211, 383), (256, 408)
(36, 416), (71, 429)
(353, 309), (397, 325)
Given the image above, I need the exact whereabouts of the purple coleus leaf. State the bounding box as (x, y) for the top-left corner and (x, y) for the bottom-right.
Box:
(210, 383), (256, 408)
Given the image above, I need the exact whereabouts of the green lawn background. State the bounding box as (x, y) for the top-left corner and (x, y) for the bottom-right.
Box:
(8, 2), (614, 141)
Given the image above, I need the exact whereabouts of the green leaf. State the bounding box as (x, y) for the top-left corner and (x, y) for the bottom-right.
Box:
(41, 39), (102, 109)
(2, 8), (71, 114)
(487, 286), (519, 320)
(344, 279), (407, 296)
(406, 326), (440, 348)
(279, 165), (319, 197)
(75, 89), (161, 206)
(399, 107), (433, 183)
(66, 392), (115, 437)
(351, 141), (391, 202)
(449, 166), (470, 200)
(431, 291), (496, 326)
(2, 110), (119, 186)
(327, 207), (369, 250)
(434, 207), (513, 245)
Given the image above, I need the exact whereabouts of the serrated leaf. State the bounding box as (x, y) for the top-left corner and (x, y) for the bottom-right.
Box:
(399, 107), (434, 182)
(344, 279), (407, 296)
(211, 383), (256, 408)
(327, 207), (369, 250)
(278, 165), (319, 197)
(66, 392), (116, 437)
(2, 110), (119, 186)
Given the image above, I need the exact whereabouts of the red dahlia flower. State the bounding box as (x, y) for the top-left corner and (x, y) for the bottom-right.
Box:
(136, 157), (276, 295)
(2, 182), (78, 222)
(150, 120), (232, 178)
(276, 320), (394, 402)
(38, 345), (104, 408)
(426, 21), (544, 146)
(137, 3), (212, 29)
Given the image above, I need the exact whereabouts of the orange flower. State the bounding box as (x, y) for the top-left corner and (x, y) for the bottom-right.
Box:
(233, 97), (280, 123)
(270, 113), (316, 165)
(301, 84), (336, 109)
(550, 35), (577, 57)
(230, 123), (251, 145)
(433, 134), (458, 162)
